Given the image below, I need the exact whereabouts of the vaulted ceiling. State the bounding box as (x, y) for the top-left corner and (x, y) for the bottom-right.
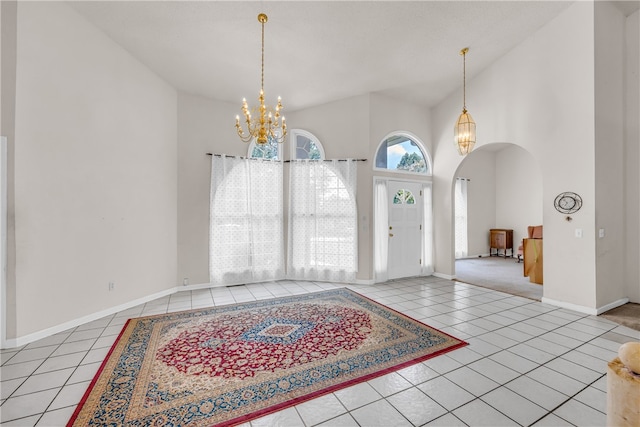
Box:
(67, 1), (633, 112)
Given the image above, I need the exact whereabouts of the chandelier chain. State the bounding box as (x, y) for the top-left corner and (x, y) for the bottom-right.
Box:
(462, 48), (467, 112)
(454, 46), (475, 156)
(261, 18), (265, 91)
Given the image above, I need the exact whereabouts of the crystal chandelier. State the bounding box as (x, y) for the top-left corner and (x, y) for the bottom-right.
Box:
(454, 47), (476, 156)
(235, 13), (286, 145)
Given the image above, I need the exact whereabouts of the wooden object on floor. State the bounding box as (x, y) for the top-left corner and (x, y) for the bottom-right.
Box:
(607, 356), (640, 426)
(517, 225), (543, 262)
(523, 238), (543, 284)
(489, 229), (513, 258)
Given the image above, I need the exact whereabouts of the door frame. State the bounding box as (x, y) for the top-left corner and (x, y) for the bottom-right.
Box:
(373, 176), (432, 282)
(387, 180), (423, 280)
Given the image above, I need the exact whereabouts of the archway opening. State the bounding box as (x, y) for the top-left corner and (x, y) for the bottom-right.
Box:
(452, 142), (544, 300)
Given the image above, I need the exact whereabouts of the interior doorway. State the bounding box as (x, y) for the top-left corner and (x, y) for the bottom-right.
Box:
(452, 143), (543, 298)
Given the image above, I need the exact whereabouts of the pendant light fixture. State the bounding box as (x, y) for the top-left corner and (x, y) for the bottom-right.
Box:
(235, 13), (287, 145)
(454, 47), (476, 156)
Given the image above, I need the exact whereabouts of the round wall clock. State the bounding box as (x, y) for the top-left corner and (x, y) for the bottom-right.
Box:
(554, 192), (582, 214)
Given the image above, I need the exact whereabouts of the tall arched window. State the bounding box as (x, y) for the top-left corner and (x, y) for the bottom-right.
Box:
(288, 160), (357, 282)
(374, 133), (431, 175)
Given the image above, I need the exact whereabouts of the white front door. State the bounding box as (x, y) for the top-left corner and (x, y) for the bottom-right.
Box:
(387, 181), (423, 280)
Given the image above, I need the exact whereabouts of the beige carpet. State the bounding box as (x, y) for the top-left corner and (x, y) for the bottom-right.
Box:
(455, 256), (543, 301)
(601, 303), (640, 332)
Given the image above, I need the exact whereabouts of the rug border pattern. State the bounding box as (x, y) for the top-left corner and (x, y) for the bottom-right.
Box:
(67, 288), (467, 427)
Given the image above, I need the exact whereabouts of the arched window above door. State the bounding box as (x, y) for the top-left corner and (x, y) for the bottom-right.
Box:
(375, 133), (431, 175)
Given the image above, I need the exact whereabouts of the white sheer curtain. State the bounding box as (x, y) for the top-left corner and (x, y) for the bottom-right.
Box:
(288, 159), (357, 282)
(209, 156), (284, 285)
(454, 177), (468, 259)
(422, 183), (434, 274)
(373, 179), (389, 282)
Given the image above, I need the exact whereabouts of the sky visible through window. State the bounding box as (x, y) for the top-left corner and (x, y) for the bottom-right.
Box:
(387, 140), (423, 169)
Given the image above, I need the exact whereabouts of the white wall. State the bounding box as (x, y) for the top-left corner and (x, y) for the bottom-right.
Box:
(9, 2), (178, 339)
(177, 93), (241, 286)
(456, 150), (496, 257)
(432, 2), (598, 310)
(0, 0), (17, 342)
(594, 2), (626, 308)
(624, 9), (640, 303)
(495, 146), (543, 251)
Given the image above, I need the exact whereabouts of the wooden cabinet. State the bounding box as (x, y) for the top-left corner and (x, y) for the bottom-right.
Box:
(489, 229), (513, 258)
(523, 238), (543, 284)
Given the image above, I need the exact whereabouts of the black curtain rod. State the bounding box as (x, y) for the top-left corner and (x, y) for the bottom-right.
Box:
(206, 153), (250, 159)
(206, 153), (367, 162)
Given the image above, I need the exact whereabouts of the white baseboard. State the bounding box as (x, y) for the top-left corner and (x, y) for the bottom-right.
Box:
(594, 298), (629, 315)
(3, 287), (178, 349)
(540, 296), (629, 316)
(180, 282), (217, 291)
(433, 272), (455, 280)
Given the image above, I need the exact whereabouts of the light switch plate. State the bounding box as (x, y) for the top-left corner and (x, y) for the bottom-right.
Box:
(575, 229), (583, 238)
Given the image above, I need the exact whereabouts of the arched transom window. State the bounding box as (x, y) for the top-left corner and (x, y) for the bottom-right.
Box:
(375, 133), (431, 175)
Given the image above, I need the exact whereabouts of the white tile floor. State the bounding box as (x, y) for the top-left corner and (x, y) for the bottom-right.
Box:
(1, 276), (638, 426)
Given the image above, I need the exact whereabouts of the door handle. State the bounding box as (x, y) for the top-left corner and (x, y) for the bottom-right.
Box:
(389, 233), (394, 237)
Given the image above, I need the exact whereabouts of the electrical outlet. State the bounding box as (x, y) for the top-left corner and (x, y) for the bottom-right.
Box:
(183, 278), (189, 286)
(109, 282), (115, 291)
(599, 228), (605, 238)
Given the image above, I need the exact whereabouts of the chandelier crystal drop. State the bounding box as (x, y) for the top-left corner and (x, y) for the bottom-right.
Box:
(235, 13), (287, 145)
(454, 47), (476, 156)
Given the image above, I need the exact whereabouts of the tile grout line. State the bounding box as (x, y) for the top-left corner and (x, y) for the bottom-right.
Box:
(1, 279), (625, 426)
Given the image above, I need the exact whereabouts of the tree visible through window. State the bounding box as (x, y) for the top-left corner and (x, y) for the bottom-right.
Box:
(397, 152), (425, 173)
(250, 135), (280, 160)
(291, 129), (325, 160)
(296, 136), (321, 159)
(375, 134), (430, 174)
(393, 189), (415, 204)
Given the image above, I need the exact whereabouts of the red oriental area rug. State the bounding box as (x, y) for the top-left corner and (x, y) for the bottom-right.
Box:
(68, 288), (467, 427)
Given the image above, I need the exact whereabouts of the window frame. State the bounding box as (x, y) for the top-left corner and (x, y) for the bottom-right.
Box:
(373, 131), (432, 176)
(247, 134), (284, 160)
(393, 188), (416, 205)
(289, 129), (326, 160)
